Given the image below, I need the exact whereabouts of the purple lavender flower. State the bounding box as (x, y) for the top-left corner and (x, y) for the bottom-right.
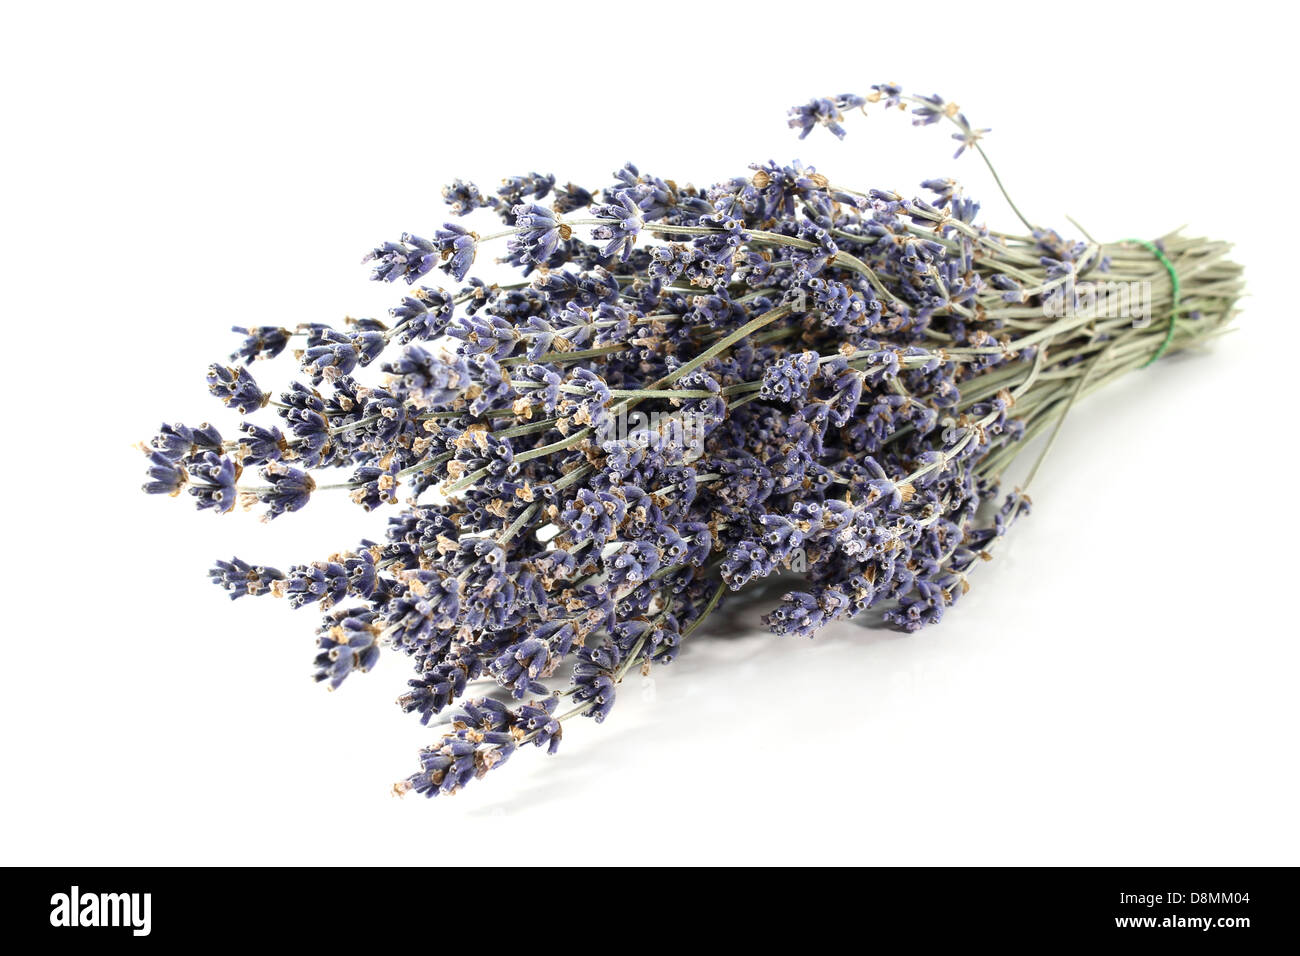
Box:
(441, 178), (497, 216)
(231, 325), (291, 363)
(435, 224), (478, 281)
(236, 421), (286, 466)
(313, 608), (381, 689)
(206, 364), (266, 413)
(591, 192), (644, 262)
(364, 233), (438, 284)
(141, 450), (187, 496)
(148, 421), (209, 461)
(187, 452), (239, 513)
(572, 643), (621, 723)
(390, 286), (455, 343)
(552, 182), (593, 214)
(508, 203), (569, 265)
(209, 557), (284, 599)
(760, 350), (819, 402)
(382, 346), (470, 409)
(498, 171), (555, 206)
(787, 95), (866, 139)
(255, 462), (314, 520)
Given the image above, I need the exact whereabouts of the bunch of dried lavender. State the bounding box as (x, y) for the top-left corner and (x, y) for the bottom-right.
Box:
(141, 84), (1243, 796)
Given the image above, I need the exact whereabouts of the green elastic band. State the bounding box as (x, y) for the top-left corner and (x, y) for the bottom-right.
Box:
(1123, 238), (1181, 367)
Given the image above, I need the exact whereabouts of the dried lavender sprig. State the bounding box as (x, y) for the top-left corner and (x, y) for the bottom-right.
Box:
(789, 83), (1034, 231)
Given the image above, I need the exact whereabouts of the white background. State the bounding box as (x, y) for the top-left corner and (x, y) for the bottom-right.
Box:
(3, 1), (1295, 865)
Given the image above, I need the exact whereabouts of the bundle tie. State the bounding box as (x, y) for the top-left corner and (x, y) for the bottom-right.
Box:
(1122, 238), (1181, 367)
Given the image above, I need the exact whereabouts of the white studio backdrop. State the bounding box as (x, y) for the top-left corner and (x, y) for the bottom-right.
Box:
(2, 1), (1295, 865)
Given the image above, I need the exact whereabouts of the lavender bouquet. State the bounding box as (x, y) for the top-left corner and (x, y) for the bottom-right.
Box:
(141, 85), (1243, 796)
